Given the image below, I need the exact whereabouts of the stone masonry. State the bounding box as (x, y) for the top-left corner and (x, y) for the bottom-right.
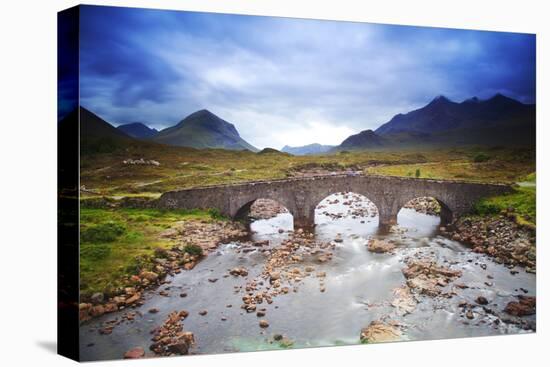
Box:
(156, 174), (512, 229)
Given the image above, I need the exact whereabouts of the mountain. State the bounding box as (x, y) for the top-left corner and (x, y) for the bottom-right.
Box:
(117, 122), (158, 139)
(375, 93), (535, 136)
(152, 109), (258, 151)
(338, 94), (535, 150)
(77, 107), (136, 154)
(339, 130), (388, 149)
(281, 143), (335, 155)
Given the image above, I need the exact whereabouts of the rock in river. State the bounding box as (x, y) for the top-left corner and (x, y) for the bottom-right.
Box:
(124, 347), (145, 359)
(367, 238), (395, 253)
(391, 286), (417, 315)
(476, 296), (489, 305)
(360, 321), (401, 343)
(504, 295), (536, 316)
(229, 267), (249, 277)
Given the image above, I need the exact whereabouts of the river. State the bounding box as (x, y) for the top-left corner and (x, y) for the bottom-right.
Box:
(80, 193), (536, 361)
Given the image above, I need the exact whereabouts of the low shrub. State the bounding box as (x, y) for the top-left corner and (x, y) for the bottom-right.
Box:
(207, 208), (225, 220)
(183, 244), (203, 257)
(81, 222), (126, 243)
(473, 153), (490, 163)
(473, 200), (501, 216)
(80, 244), (111, 261)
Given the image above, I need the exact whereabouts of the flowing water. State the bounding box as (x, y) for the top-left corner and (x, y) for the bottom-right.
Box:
(79, 193), (536, 361)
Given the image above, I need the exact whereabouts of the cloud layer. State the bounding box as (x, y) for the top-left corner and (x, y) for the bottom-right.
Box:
(72, 5), (536, 149)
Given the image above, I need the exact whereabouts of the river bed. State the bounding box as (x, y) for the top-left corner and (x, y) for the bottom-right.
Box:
(80, 193), (536, 361)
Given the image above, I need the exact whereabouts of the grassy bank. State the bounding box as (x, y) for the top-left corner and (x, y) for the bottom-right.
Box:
(473, 185), (536, 228)
(79, 208), (220, 297)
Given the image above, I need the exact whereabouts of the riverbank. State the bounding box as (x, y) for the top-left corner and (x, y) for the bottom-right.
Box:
(442, 184), (536, 272)
(444, 215), (536, 272)
(79, 208), (247, 323)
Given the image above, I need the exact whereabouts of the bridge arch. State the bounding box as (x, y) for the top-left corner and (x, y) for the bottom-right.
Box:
(234, 197), (293, 223)
(313, 191), (380, 226)
(396, 196), (454, 228)
(231, 194), (297, 228)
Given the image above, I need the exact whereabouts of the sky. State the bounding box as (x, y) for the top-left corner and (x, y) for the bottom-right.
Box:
(59, 5), (536, 149)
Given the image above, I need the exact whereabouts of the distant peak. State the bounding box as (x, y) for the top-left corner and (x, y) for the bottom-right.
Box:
(430, 95), (451, 103)
(462, 96), (480, 103)
(489, 93), (511, 101)
(486, 93), (523, 105)
(193, 109), (214, 116)
(178, 109), (219, 126)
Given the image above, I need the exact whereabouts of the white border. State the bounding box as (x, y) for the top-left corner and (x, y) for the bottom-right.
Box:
(0, 1), (547, 366)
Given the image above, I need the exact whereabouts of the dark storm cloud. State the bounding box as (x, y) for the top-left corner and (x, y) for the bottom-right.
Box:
(74, 5), (536, 148)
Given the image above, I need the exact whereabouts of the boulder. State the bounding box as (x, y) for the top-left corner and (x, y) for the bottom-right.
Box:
(229, 267), (249, 277)
(125, 293), (141, 306)
(504, 296), (535, 316)
(140, 271), (159, 282)
(360, 321), (401, 343)
(367, 239), (395, 253)
(124, 347), (145, 359)
(89, 305), (105, 317)
(90, 292), (104, 304)
(269, 271), (281, 282)
(476, 296), (489, 305)
(391, 286), (417, 315)
(167, 342), (189, 355)
(103, 303), (118, 313)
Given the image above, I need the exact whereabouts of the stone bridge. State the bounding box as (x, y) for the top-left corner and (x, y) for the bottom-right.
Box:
(157, 174), (512, 229)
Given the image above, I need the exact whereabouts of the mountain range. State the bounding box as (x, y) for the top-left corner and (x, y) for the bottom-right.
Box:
(70, 93), (535, 155)
(70, 107), (258, 153)
(281, 143), (334, 155)
(336, 94), (535, 150)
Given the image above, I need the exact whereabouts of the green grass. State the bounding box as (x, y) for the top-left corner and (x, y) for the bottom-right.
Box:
(79, 145), (535, 197)
(473, 186), (536, 227)
(81, 222), (126, 243)
(79, 208), (219, 297)
(522, 172), (536, 183)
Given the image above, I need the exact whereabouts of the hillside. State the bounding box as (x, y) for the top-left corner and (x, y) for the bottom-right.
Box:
(77, 107), (136, 154)
(339, 130), (388, 149)
(152, 109), (258, 151)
